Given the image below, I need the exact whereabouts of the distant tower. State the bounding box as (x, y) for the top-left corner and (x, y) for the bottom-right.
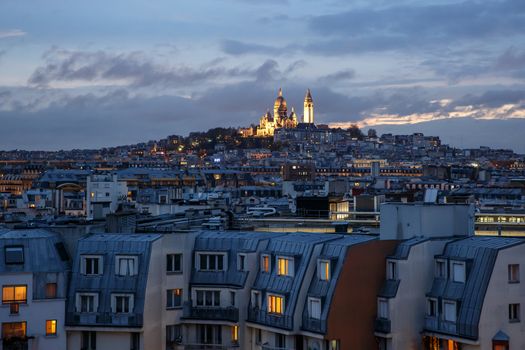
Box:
(303, 89), (314, 124)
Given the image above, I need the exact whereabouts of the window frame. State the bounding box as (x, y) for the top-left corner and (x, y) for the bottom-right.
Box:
(276, 256), (294, 277)
(195, 289), (221, 307)
(443, 300), (457, 323)
(76, 292), (99, 313)
(111, 293), (134, 314)
(386, 260), (397, 280)
(167, 253), (183, 273)
(268, 294), (285, 315)
(166, 288), (183, 309)
(81, 255), (103, 276)
(196, 252), (227, 272)
(435, 259), (447, 279)
(237, 254), (246, 271)
(318, 259), (331, 281)
(4, 246), (24, 265)
(115, 255), (138, 276)
(451, 261), (466, 283)
(308, 297), (322, 320)
(2, 285), (27, 304)
(509, 303), (521, 323)
(508, 264), (520, 283)
(427, 298), (438, 317)
(377, 298), (389, 319)
(261, 254), (270, 273)
(45, 319), (57, 336)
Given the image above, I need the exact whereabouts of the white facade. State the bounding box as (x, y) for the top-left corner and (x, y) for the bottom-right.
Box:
(86, 174), (128, 220)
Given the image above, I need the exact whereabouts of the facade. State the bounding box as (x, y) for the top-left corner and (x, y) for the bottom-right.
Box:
(65, 233), (163, 350)
(241, 88), (315, 137)
(86, 174), (128, 220)
(0, 229), (70, 350)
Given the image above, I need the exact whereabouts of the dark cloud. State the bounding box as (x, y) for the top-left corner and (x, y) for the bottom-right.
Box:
(496, 47), (525, 70)
(28, 48), (281, 88)
(221, 40), (284, 56)
(306, 0), (525, 54)
(458, 89), (525, 108)
(318, 69), (355, 83)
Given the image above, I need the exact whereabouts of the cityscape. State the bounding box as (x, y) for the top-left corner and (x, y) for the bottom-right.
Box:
(1, 1), (525, 350)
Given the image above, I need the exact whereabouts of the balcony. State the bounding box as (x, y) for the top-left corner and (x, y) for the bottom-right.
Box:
(374, 318), (391, 334)
(191, 270), (248, 288)
(247, 308), (293, 330)
(301, 314), (326, 334)
(182, 302), (239, 322)
(66, 312), (143, 327)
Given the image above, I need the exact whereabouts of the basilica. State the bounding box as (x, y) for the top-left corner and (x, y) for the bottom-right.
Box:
(240, 88), (315, 137)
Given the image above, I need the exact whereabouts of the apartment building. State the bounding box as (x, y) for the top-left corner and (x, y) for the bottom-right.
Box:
(86, 174), (128, 220)
(65, 234), (163, 350)
(0, 229), (70, 350)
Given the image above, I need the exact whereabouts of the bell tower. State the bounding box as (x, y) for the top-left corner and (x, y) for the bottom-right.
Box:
(303, 89), (314, 124)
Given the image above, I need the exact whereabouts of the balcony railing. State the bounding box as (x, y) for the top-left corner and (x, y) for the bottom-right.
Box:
(374, 318), (391, 334)
(182, 302), (239, 322)
(301, 314), (326, 334)
(247, 308), (293, 330)
(66, 312), (143, 327)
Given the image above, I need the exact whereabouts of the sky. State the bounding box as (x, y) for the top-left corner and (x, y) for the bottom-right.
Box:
(1, 0), (525, 152)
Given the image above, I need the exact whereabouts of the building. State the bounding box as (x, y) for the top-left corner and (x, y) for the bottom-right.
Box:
(241, 88), (315, 137)
(65, 233), (163, 350)
(0, 229), (70, 350)
(86, 174), (128, 220)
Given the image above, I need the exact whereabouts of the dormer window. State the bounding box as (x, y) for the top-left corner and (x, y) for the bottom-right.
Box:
(261, 254), (270, 273)
(115, 255), (138, 276)
(319, 260), (331, 281)
(387, 260), (397, 280)
(237, 254), (246, 271)
(443, 300), (457, 323)
(451, 261), (466, 283)
(197, 253), (226, 271)
(268, 294), (284, 315)
(81, 255), (103, 275)
(111, 293), (134, 314)
(308, 297), (321, 319)
(378, 298), (389, 319)
(435, 259), (447, 278)
(277, 256), (294, 277)
(5, 246), (24, 265)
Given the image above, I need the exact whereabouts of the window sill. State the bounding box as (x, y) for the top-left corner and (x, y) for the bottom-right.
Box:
(508, 281), (520, 284)
(166, 271), (183, 275)
(509, 319), (521, 323)
(166, 306), (183, 310)
(45, 334), (58, 338)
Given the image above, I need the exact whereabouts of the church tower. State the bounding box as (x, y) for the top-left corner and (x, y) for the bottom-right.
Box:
(303, 89), (314, 124)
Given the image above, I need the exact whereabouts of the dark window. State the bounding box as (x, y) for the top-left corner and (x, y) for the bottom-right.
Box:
(5, 246), (24, 264)
(81, 331), (96, 350)
(46, 283), (57, 298)
(230, 291), (235, 306)
(130, 333), (140, 350)
(167, 254), (182, 273)
(275, 333), (286, 348)
(509, 303), (520, 322)
(54, 242), (70, 261)
(166, 325), (182, 345)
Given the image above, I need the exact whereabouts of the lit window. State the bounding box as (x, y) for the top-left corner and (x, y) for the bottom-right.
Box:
(508, 264), (520, 283)
(46, 320), (57, 336)
(268, 294), (284, 314)
(308, 297), (321, 319)
(231, 325), (239, 343)
(196, 290), (220, 307)
(167, 254), (182, 273)
(112, 294), (133, 314)
(198, 253), (225, 271)
(378, 299), (389, 319)
(319, 260), (330, 281)
(81, 255), (103, 275)
(451, 262), (466, 283)
(277, 256), (294, 277)
(76, 293), (98, 313)
(2, 285), (27, 304)
(5, 246), (24, 264)
(509, 303), (520, 322)
(115, 255), (138, 276)
(261, 254), (270, 273)
(167, 289), (183, 308)
(2, 322), (26, 340)
(443, 301), (457, 322)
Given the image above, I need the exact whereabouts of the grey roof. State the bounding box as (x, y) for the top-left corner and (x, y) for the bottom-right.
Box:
(251, 232), (343, 329)
(426, 236), (525, 339)
(191, 231), (285, 287)
(0, 229), (70, 273)
(66, 233), (161, 328)
(303, 235), (377, 333)
(389, 237), (430, 260)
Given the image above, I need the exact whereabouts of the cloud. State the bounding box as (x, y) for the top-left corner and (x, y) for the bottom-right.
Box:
(221, 40), (282, 56)
(28, 48), (284, 88)
(496, 47), (525, 71)
(318, 69), (355, 83)
(306, 0), (525, 54)
(0, 29), (26, 39)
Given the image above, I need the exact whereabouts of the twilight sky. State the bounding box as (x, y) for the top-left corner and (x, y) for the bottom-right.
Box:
(1, 0), (525, 152)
